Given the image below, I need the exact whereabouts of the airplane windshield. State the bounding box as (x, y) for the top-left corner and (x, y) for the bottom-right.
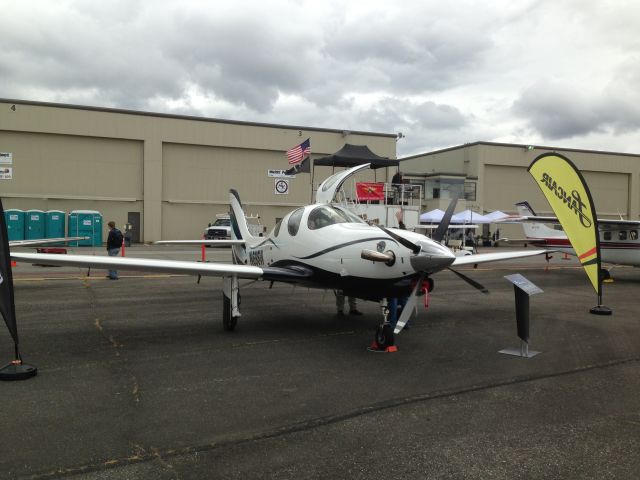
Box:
(307, 206), (365, 230)
(333, 206), (366, 224)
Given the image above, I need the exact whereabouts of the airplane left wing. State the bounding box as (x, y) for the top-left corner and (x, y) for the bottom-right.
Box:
(10, 253), (264, 279)
(452, 249), (551, 266)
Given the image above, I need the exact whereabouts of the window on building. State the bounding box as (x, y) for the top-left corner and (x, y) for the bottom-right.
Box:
(464, 182), (476, 201)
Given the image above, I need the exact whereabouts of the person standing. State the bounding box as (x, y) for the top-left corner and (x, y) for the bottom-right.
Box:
(106, 221), (123, 280)
(335, 291), (363, 316)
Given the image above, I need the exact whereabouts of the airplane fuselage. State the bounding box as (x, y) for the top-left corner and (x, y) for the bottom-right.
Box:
(232, 203), (455, 300)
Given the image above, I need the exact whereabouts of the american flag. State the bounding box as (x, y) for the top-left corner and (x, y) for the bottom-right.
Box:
(286, 138), (311, 165)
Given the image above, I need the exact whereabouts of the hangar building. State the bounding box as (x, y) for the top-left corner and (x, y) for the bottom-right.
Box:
(400, 142), (640, 239)
(0, 99), (397, 241)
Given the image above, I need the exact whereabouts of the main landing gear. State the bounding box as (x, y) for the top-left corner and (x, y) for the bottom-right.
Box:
(222, 276), (241, 331)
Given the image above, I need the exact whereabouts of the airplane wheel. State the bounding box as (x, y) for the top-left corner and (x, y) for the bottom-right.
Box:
(222, 294), (237, 331)
(600, 268), (611, 281)
(375, 324), (394, 349)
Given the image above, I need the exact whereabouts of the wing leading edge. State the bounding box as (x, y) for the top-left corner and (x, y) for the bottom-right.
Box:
(452, 249), (550, 266)
(10, 253), (264, 279)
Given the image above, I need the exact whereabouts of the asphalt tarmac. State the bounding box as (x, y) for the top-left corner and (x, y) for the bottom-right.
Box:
(1, 246), (639, 479)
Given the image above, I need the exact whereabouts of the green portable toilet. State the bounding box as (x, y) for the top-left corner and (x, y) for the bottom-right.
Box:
(45, 210), (66, 241)
(25, 209), (45, 240)
(68, 210), (102, 246)
(4, 209), (25, 241)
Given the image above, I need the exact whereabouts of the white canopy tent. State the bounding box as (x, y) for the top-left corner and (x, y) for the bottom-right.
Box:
(451, 210), (490, 224)
(419, 209), (445, 223)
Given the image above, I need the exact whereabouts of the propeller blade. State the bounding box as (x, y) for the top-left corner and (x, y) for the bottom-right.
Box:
(432, 196), (459, 243)
(394, 275), (423, 334)
(447, 267), (489, 294)
(375, 224), (420, 254)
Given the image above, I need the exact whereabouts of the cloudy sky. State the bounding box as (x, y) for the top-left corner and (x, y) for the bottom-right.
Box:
(2, 0), (639, 156)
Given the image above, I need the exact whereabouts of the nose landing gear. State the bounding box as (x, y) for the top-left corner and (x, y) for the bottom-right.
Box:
(368, 298), (398, 353)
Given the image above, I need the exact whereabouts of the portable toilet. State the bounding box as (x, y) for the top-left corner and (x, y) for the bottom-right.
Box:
(68, 210), (102, 246)
(45, 210), (66, 240)
(25, 209), (45, 240)
(4, 209), (25, 241)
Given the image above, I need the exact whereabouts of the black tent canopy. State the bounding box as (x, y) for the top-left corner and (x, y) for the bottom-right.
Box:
(313, 144), (399, 169)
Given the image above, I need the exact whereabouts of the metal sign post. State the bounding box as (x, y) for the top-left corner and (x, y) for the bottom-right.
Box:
(499, 274), (543, 358)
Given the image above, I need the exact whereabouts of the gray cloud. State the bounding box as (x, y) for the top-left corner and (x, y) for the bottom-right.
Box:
(1, 0), (639, 156)
(512, 74), (640, 140)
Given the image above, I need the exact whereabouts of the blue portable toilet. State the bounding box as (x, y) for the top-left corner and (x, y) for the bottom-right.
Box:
(45, 210), (66, 240)
(4, 209), (25, 241)
(68, 210), (102, 246)
(25, 209), (45, 240)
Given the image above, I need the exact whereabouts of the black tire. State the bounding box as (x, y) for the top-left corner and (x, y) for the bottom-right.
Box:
(222, 294), (237, 331)
(375, 323), (394, 348)
(600, 268), (611, 281)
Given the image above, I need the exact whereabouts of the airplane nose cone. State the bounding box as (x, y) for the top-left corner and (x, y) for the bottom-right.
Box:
(409, 241), (455, 273)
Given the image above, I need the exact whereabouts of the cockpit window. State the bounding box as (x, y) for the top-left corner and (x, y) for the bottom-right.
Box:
(273, 219), (282, 237)
(333, 206), (367, 224)
(619, 230), (627, 241)
(287, 208), (304, 236)
(630, 230), (638, 240)
(307, 205), (364, 230)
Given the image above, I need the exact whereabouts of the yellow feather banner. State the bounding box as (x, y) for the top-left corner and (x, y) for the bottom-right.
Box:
(528, 153), (601, 297)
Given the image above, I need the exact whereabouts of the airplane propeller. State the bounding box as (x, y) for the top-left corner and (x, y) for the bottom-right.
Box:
(447, 267), (489, 294)
(374, 224), (420, 254)
(376, 196), (489, 298)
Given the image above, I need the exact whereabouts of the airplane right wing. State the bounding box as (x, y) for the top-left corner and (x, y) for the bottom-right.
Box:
(10, 252), (263, 279)
(10, 252), (315, 283)
(155, 240), (246, 246)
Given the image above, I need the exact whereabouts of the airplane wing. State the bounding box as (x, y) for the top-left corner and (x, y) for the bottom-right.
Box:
(9, 252), (315, 283)
(155, 240), (246, 246)
(9, 237), (89, 247)
(500, 215), (640, 230)
(451, 249), (551, 266)
(10, 252), (263, 279)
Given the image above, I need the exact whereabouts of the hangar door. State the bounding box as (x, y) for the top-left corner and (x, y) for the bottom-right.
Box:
(483, 164), (629, 217)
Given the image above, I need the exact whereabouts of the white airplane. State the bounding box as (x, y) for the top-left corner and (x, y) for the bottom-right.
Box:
(9, 165), (550, 348)
(508, 201), (640, 268)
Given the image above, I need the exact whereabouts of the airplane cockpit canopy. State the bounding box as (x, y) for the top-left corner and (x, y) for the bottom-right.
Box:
(307, 205), (366, 230)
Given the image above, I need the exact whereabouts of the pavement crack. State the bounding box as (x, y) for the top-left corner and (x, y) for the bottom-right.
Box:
(25, 355), (640, 479)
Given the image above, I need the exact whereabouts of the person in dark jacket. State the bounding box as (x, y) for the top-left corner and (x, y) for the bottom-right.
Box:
(106, 221), (123, 280)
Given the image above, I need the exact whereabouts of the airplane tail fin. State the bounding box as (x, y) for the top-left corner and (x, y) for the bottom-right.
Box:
(515, 201), (563, 239)
(229, 189), (257, 242)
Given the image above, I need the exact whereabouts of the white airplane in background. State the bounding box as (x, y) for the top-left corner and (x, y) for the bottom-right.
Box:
(507, 201), (640, 268)
(10, 165), (550, 348)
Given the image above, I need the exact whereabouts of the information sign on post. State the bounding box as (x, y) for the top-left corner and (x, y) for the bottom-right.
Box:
(500, 274), (543, 358)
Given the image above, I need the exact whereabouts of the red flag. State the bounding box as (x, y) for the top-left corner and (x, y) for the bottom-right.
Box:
(356, 182), (385, 201)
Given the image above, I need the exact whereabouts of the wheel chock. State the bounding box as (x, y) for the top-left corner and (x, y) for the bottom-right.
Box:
(367, 341), (398, 353)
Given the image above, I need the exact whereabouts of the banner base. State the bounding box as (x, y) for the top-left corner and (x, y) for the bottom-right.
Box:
(0, 361), (38, 381)
(590, 305), (612, 316)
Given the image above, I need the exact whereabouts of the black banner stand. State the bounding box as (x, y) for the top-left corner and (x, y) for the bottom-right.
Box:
(0, 198), (37, 381)
(499, 274), (543, 358)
